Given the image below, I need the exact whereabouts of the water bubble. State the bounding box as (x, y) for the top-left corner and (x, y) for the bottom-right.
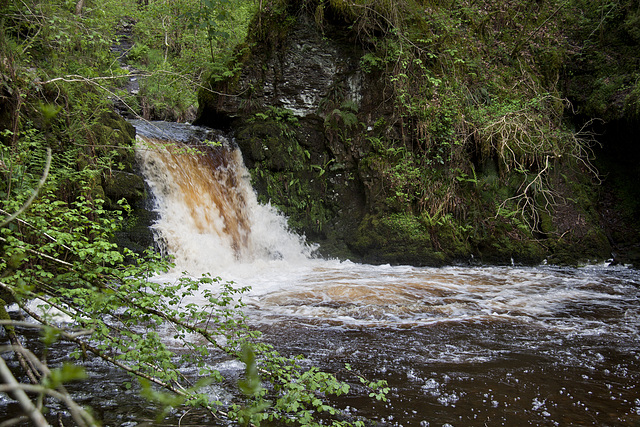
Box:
(406, 368), (422, 382)
(437, 392), (460, 407)
(423, 378), (440, 390)
(532, 397), (547, 411)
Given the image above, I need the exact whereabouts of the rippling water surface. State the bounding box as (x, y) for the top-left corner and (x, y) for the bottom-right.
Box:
(3, 262), (638, 426)
(221, 261), (640, 426)
(6, 122), (635, 426)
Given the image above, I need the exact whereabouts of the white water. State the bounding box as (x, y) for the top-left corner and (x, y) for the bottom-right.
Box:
(134, 121), (313, 270)
(133, 122), (640, 335)
(130, 121), (640, 426)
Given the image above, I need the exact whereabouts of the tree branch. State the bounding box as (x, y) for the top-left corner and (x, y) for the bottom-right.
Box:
(0, 356), (49, 427)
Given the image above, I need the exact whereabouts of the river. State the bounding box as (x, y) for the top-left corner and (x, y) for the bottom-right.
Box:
(2, 121), (639, 426)
(132, 121), (640, 426)
(242, 261), (640, 426)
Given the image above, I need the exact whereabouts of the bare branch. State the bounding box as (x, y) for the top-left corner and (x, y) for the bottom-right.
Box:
(0, 356), (49, 427)
(0, 345), (98, 427)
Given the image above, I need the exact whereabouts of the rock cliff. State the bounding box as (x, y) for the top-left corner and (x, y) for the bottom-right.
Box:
(195, 0), (639, 266)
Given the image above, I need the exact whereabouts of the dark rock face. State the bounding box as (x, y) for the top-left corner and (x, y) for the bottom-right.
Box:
(590, 119), (640, 266)
(87, 111), (156, 255)
(197, 14), (377, 260)
(103, 170), (146, 203)
(198, 15), (363, 123)
(114, 201), (158, 256)
(195, 9), (619, 266)
(254, 25), (359, 118)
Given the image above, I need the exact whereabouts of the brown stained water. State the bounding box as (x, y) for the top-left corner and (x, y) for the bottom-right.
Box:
(240, 263), (640, 426)
(131, 122), (640, 426)
(3, 122), (638, 426)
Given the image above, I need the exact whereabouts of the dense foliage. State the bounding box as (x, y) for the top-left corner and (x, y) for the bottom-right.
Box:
(202, 0), (639, 265)
(1, 0), (638, 423)
(0, 0), (387, 425)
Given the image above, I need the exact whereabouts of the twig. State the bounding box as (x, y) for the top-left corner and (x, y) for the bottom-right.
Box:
(0, 320), (93, 338)
(511, 0), (569, 57)
(0, 209), (73, 253)
(0, 356), (49, 427)
(40, 71), (241, 97)
(0, 237), (74, 268)
(0, 345), (98, 427)
(41, 73), (142, 84)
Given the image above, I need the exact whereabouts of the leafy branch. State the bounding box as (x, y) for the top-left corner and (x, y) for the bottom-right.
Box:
(1, 190), (382, 424)
(0, 147), (51, 228)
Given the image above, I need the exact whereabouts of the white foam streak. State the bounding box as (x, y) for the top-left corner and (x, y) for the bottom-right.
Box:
(240, 264), (640, 336)
(133, 123), (640, 337)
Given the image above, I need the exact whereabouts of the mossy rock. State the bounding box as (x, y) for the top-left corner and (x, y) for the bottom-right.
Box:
(542, 169), (612, 264)
(429, 224), (473, 262)
(471, 217), (547, 265)
(102, 170), (146, 207)
(88, 112), (137, 172)
(100, 111), (136, 142)
(235, 115), (308, 170)
(546, 225), (611, 265)
(477, 236), (546, 265)
(351, 213), (446, 266)
(115, 206), (158, 255)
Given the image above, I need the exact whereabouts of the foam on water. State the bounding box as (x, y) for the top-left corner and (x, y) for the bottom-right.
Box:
(133, 121), (640, 339)
(135, 128), (313, 274)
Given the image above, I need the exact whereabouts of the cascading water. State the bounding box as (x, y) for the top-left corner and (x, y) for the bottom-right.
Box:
(132, 119), (313, 275)
(130, 120), (640, 426)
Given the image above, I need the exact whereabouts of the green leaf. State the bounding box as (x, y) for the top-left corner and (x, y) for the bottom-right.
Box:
(44, 363), (87, 389)
(238, 343), (262, 397)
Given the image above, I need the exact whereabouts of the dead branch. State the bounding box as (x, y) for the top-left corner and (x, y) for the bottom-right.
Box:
(0, 355), (49, 427)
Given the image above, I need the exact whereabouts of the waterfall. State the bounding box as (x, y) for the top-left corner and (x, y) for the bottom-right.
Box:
(122, 121), (640, 427)
(132, 120), (314, 274)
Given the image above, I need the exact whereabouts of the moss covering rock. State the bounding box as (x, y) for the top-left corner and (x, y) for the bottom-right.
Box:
(195, 0), (639, 266)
